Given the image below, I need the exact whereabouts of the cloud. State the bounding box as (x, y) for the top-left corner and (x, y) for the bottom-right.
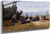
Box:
(3, 1), (50, 12)
(17, 1), (49, 12)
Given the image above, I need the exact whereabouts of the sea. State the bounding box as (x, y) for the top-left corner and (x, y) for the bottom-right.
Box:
(22, 12), (49, 16)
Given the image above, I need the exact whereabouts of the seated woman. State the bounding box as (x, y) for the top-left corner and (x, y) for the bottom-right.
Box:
(21, 20), (26, 24)
(42, 17), (44, 20)
(30, 17), (32, 20)
(21, 17), (30, 24)
(31, 18), (35, 21)
(35, 15), (39, 21)
(11, 14), (18, 23)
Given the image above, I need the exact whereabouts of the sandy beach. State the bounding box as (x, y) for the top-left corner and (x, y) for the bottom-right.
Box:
(3, 20), (49, 32)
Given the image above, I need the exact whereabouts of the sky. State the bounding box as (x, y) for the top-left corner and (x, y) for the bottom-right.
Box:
(3, 1), (50, 13)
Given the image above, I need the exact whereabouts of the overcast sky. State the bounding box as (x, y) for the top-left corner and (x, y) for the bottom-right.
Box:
(3, 1), (50, 12)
